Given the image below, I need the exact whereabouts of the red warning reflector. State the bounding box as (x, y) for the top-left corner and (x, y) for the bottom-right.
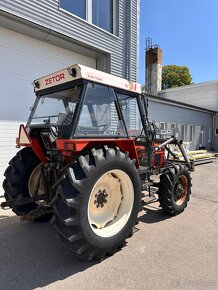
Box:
(16, 125), (31, 147)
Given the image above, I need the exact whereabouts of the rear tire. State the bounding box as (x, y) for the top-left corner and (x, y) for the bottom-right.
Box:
(157, 164), (191, 215)
(51, 146), (141, 261)
(3, 147), (52, 221)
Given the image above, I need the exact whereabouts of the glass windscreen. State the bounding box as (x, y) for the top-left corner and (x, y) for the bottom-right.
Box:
(29, 86), (81, 126)
(75, 84), (126, 136)
(117, 93), (142, 137)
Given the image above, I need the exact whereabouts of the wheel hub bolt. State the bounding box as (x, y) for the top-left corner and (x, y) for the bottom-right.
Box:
(94, 189), (108, 208)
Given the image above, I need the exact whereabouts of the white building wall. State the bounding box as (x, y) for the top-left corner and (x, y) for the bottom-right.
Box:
(148, 98), (214, 151)
(0, 0), (140, 81)
(0, 27), (96, 199)
(215, 115), (218, 150)
(159, 80), (218, 111)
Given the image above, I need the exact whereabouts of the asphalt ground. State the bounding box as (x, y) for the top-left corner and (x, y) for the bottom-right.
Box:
(0, 160), (217, 290)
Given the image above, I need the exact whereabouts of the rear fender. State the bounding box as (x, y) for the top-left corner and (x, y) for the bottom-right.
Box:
(56, 139), (140, 168)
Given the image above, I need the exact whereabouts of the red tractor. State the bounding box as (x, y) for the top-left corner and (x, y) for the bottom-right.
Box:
(2, 64), (194, 260)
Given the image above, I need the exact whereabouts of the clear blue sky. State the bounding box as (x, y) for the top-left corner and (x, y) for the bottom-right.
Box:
(139, 0), (218, 85)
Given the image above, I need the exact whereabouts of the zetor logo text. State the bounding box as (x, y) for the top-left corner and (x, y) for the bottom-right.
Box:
(45, 73), (65, 86)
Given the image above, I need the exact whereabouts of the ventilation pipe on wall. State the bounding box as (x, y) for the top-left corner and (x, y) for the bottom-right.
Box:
(136, 0), (140, 82)
(212, 112), (218, 150)
(128, 0), (133, 81)
(128, 0), (140, 82)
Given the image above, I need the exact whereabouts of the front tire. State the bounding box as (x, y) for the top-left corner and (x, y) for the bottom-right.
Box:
(51, 146), (141, 261)
(157, 164), (191, 215)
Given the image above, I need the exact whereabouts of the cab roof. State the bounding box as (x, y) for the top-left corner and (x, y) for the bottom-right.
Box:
(34, 64), (142, 94)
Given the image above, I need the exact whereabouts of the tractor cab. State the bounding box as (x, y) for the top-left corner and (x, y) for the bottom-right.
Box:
(18, 64), (156, 168)
(28, 64), (142, 136)
(27, 82), (137, 139)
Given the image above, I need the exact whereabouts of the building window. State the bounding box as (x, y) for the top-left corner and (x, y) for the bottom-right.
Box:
(160, 122), (166, 130)
(201, 126), (205, 145)
(181, 124), (187, 140)
(160, 122), (167, 138)
(93, 0), (113, 33)
(59, 0), (86, 19)
(59, 0), (114, 33)
(216, 128), (218, 135)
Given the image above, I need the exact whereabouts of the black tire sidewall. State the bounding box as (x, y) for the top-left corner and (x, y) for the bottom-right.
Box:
(4, 147), (40, 214)
(171, 168), (191, 211)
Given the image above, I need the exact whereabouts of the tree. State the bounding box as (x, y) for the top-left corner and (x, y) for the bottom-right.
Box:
(162, 65), (192, 90)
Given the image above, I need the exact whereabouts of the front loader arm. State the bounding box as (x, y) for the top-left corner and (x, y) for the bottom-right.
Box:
(156, 136), (194, 171)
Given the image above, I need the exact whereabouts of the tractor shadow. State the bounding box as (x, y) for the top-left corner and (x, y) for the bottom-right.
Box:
(0, 196), (171, 289)
(0, 213), (95, 290)
(139, 205), (171, 224)
(139, 194), (172, 224)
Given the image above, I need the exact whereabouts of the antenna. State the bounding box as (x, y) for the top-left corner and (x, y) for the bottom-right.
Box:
(145, 37), (153, 93)
(146, 37), (160, 50)
(146, 37), (152, 51)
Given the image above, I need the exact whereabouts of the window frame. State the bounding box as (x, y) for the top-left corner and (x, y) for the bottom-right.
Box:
(116, 92), (141, 137)
(160, 122), (166, 130)
(189, 125), (194, 143)
(59, 0), (117, 36)
(180, 124), (187, 141)
(208, 127), (212, 143)
(171, 123), (176, 129)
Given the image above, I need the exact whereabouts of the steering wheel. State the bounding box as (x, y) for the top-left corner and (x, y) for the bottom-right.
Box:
(97, 124), (108, 131)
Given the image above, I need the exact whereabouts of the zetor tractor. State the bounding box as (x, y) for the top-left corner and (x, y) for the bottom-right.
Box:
(2, 64), (194, 261)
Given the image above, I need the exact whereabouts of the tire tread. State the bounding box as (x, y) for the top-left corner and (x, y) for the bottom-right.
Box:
(51, 146), (141, 261)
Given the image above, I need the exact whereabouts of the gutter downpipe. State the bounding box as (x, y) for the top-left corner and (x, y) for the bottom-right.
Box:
(136, 0), (140, 82)
(128, 0), (132, 80)
(212, 112), (218, 150)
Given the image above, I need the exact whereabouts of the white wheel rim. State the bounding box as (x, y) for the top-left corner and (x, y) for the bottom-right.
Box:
(28, 163), (47, 205)
(28, 163), (45, 198)
(88, 169), (134, 238)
